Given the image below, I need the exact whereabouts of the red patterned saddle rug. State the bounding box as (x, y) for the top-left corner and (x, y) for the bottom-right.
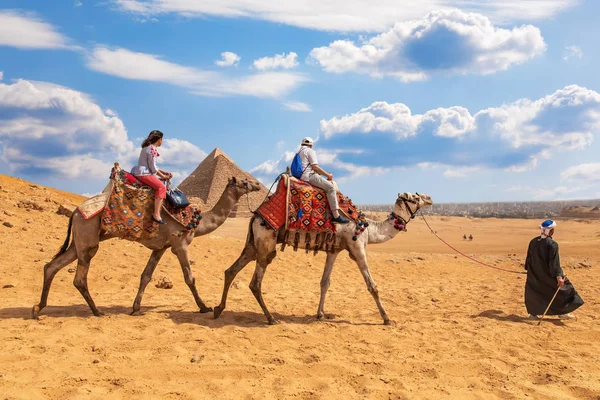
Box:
(255, 175), (365, 252)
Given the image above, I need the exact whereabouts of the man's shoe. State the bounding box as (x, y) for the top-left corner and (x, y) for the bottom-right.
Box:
(152, 216), (166, 225)
(559, 313), (575, 319)
(331, 216), (350, 224)
(528, 314), (540, 319)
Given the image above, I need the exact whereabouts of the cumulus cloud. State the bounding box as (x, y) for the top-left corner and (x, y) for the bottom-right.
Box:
(111, 0), (578, 32)
(250, 148), (389, 183)
(0, 78), (205, 181)
(561, 163), (600, 182)
(215, 51), (240, 67)
(253, 52), (298, 70)
(0, 71), (3, 81)
(86, 46), (308, 98)
(75, 0), (83, 6)
(0, 10), (73, 50)
(317, 85), (600, 174)
(310, 10), (546, 81)
(563, 45), (583, 61)
(283, 101), (312, 112)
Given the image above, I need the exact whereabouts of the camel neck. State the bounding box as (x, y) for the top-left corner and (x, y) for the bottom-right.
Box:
(194, 186), (237, 236)
(367, 216), (402, 244)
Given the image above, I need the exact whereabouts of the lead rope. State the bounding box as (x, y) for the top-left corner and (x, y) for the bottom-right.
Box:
(419, 211), (526, 275)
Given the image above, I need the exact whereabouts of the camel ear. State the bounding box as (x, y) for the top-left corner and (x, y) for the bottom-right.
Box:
(232, 176), (237, 184)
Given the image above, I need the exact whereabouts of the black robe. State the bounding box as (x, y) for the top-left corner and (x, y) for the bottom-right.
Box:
(524, 236), (584, 315)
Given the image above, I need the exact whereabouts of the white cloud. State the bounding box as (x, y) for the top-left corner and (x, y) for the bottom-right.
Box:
(250, 148), (388, 182)
(111, 0), (578, 32)
(318, 85), (600, 171)
(86, 46), (308, 98)
(158, 138), (207, 166)
(215, 51), (240, 67)
(563, 45), (583, 61)
(253, 52), (298, 70)
(75, 0), (83, 7)
(0, 78), (205, 181)
(561, 163), (600, 182)
(283, 101), (312, 112)
(310, 10), (546, 81)
(250, 151), (295, 176)
(443, 166), (480, 178)
(320, 102), (475, 139)
(0, 10), (73, 50)
(0, 71), (3, 81)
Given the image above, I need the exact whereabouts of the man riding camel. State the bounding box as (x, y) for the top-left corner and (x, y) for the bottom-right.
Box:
(297, 137), (349, 224)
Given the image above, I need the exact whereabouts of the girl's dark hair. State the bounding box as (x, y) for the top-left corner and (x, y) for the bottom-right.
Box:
(141, 130), (164, 148)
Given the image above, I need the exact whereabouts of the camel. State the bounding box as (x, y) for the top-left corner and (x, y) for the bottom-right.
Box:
(32, 176), (262, 319)
(213, 191), (433, 325)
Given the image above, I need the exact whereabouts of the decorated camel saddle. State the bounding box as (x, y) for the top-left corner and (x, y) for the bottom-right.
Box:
(256, 174), (368, 251)
(76, 163), (201, 241)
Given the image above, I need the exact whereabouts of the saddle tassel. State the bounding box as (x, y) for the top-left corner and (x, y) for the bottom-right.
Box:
(293, 231), (300, 252)
(305, 232), (311, 254)
(280, 230), (290, 252)
(313, 233), (321, 256)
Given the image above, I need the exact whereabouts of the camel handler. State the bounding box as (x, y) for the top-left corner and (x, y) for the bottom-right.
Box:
(524, 220), (584, 319)
(298, 137), (349, 224)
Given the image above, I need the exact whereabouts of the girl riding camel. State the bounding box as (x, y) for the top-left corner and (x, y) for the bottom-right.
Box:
(131, 130), (173, 224)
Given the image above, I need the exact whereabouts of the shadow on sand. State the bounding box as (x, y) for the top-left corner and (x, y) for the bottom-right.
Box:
(0, 305), (384, 328)
(472, 309), (565, 326)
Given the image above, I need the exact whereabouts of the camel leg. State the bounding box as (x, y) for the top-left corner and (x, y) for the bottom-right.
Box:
(172, 246), (212, 313)
(31, 245), (78, 319)
(214, 245), (257, 319)
(316, 251), (339, 320)
(131, 248), (168, 315)
(249, 250), (277, 325)
(73, 245), (103, 316)
(353, 251), (391, 325)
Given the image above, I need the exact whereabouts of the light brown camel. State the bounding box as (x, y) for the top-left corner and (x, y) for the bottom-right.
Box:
(31, 177), (262, 319)
(213, 191), (433, 325)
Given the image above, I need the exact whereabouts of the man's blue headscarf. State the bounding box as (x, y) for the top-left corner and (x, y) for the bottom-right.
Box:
(540, 219), (556, 238)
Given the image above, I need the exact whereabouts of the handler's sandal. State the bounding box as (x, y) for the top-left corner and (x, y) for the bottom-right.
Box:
(528, 314), (540, 319)
(559, 313), (575, 319)
(332, 216), (350, 224)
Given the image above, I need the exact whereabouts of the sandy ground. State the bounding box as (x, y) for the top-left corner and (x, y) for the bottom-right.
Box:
(0, 174), (599, 399)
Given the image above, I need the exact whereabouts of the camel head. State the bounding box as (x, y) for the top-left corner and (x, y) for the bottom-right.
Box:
(393, 192), (433, 223)
(227, 176), (262, 199)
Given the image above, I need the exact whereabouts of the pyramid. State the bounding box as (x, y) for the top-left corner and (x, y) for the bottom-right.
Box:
(178, 148), (270, 217)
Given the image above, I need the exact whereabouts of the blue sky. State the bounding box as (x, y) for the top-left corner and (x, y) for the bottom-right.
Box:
(0, 0), (599, 204)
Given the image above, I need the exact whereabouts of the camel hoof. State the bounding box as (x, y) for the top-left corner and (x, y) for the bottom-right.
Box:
(383, 319), (394, 326)
(213, 307), (223, 319)
(199, 307), (213, 314)
(316, 313), (335, 321)
(31, 305), (41, 320)
(316, 313), (324, 320)
(130, 310), (143, 316)
(92, 310), (105, 317)
(268, 318), (279, 325)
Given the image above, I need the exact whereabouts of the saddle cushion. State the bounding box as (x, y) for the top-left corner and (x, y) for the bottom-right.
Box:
(255, 175), (363, 232)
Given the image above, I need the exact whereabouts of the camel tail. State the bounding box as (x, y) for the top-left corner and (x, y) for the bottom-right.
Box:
(54, 214), (74, 258)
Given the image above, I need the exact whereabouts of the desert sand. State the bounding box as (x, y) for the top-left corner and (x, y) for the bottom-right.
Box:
(0, 174), (599, 399)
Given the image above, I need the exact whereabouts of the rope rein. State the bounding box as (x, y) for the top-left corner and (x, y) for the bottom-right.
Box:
(419, 211), (526, 275)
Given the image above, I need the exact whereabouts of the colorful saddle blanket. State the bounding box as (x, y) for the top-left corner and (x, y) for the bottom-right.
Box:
(98, 168), (201, 241)
(255, 176), (362, 232)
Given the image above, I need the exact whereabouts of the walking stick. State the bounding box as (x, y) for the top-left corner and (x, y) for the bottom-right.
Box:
(537, 276), (565, 326)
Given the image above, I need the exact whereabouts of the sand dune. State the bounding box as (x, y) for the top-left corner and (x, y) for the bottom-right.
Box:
(0, 174), (598, 399)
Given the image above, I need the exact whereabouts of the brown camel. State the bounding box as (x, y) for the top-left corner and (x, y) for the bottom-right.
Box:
(213, 191), (433, 325)
(32, 177), (262, 319)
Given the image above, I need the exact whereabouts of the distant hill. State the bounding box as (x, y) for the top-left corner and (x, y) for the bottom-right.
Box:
(560, 205), (600, 219)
